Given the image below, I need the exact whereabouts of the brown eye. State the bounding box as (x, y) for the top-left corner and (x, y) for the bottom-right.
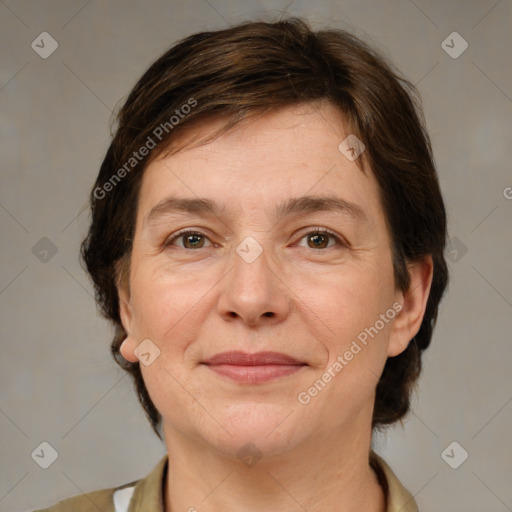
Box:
(307, 232), (330, 249)
(182, 233), (205, 248)
(165, 231), (211, 249)
(297, 228), (345, 250)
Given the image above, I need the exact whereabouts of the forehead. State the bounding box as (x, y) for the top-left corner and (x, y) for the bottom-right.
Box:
(137, 102), (385, 231)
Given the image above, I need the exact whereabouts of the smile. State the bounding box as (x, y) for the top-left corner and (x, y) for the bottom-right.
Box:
(202, 351), (307, 384)
(205, 364), (305, 383)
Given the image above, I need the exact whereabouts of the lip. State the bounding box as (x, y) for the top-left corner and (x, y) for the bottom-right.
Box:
(204, 351), (303, 366)
(202, 351), (306, 384)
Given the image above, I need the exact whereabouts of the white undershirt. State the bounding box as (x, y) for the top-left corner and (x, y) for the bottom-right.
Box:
(113, 486), (136, 512)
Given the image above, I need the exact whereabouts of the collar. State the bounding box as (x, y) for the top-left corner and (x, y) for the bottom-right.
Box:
(370, 451), (419, 512)
(120, 450), (418, 512)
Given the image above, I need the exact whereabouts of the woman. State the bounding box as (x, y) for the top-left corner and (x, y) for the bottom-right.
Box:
(35, 16), (448, 512)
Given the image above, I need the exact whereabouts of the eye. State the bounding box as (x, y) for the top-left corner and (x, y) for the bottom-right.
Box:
(164, 230), (213, 249)
(163, 228), (345, 250)
(297, 228), (345, 249)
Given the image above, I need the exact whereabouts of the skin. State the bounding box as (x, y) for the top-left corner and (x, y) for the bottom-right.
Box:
(119, 101), (433, 512)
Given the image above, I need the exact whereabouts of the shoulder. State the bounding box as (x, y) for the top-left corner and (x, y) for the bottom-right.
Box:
(31, 454), (168, 512)
(370, 451), (419, 512)
(31, 481), (137, 512)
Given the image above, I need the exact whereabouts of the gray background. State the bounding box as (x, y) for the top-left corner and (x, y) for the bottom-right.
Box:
(1, 1), (511, 511)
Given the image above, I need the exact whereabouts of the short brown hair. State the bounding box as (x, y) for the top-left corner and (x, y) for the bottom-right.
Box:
(80, 17), (448, 439)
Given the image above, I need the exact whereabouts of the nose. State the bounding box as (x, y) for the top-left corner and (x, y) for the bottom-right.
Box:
(217, 239), (291, 327)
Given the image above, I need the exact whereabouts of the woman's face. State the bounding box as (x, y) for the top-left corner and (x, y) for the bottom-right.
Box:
(119, 102), (426, 457)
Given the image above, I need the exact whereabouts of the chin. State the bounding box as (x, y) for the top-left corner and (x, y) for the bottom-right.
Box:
(202, 403), (305, 459)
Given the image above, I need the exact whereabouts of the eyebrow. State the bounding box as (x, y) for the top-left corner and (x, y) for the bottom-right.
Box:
(145, 194), (368, 227)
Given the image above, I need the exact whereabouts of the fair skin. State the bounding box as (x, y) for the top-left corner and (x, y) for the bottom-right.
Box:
(119, 101), (433, 512)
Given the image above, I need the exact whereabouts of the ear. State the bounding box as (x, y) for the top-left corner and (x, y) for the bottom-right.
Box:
(388, 255), (434, 358)
(118, 281), (139, 364)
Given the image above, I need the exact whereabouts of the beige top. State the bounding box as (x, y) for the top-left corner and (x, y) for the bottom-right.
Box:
(33, 451), (418, 512)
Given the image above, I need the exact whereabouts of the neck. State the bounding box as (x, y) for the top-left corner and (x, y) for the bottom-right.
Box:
(162, 418), (386, 512)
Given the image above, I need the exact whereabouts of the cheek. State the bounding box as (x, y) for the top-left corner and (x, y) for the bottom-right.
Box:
(299, 259), (394, 334)
(300, 279), (395, 425)
(298, 259), (395, 400)
(129, 263), (209, 337)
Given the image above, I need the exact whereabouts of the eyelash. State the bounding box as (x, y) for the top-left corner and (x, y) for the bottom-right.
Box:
(163, 227), (346, 250)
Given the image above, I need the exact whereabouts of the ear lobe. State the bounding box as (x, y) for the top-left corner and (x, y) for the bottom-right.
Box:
(387, 255), (434, 358)
(119, 336), (139, 363)
(117, 279), (139, 363)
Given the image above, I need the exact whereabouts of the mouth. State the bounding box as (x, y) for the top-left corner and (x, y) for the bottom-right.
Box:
(202, 351), (307, 384)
